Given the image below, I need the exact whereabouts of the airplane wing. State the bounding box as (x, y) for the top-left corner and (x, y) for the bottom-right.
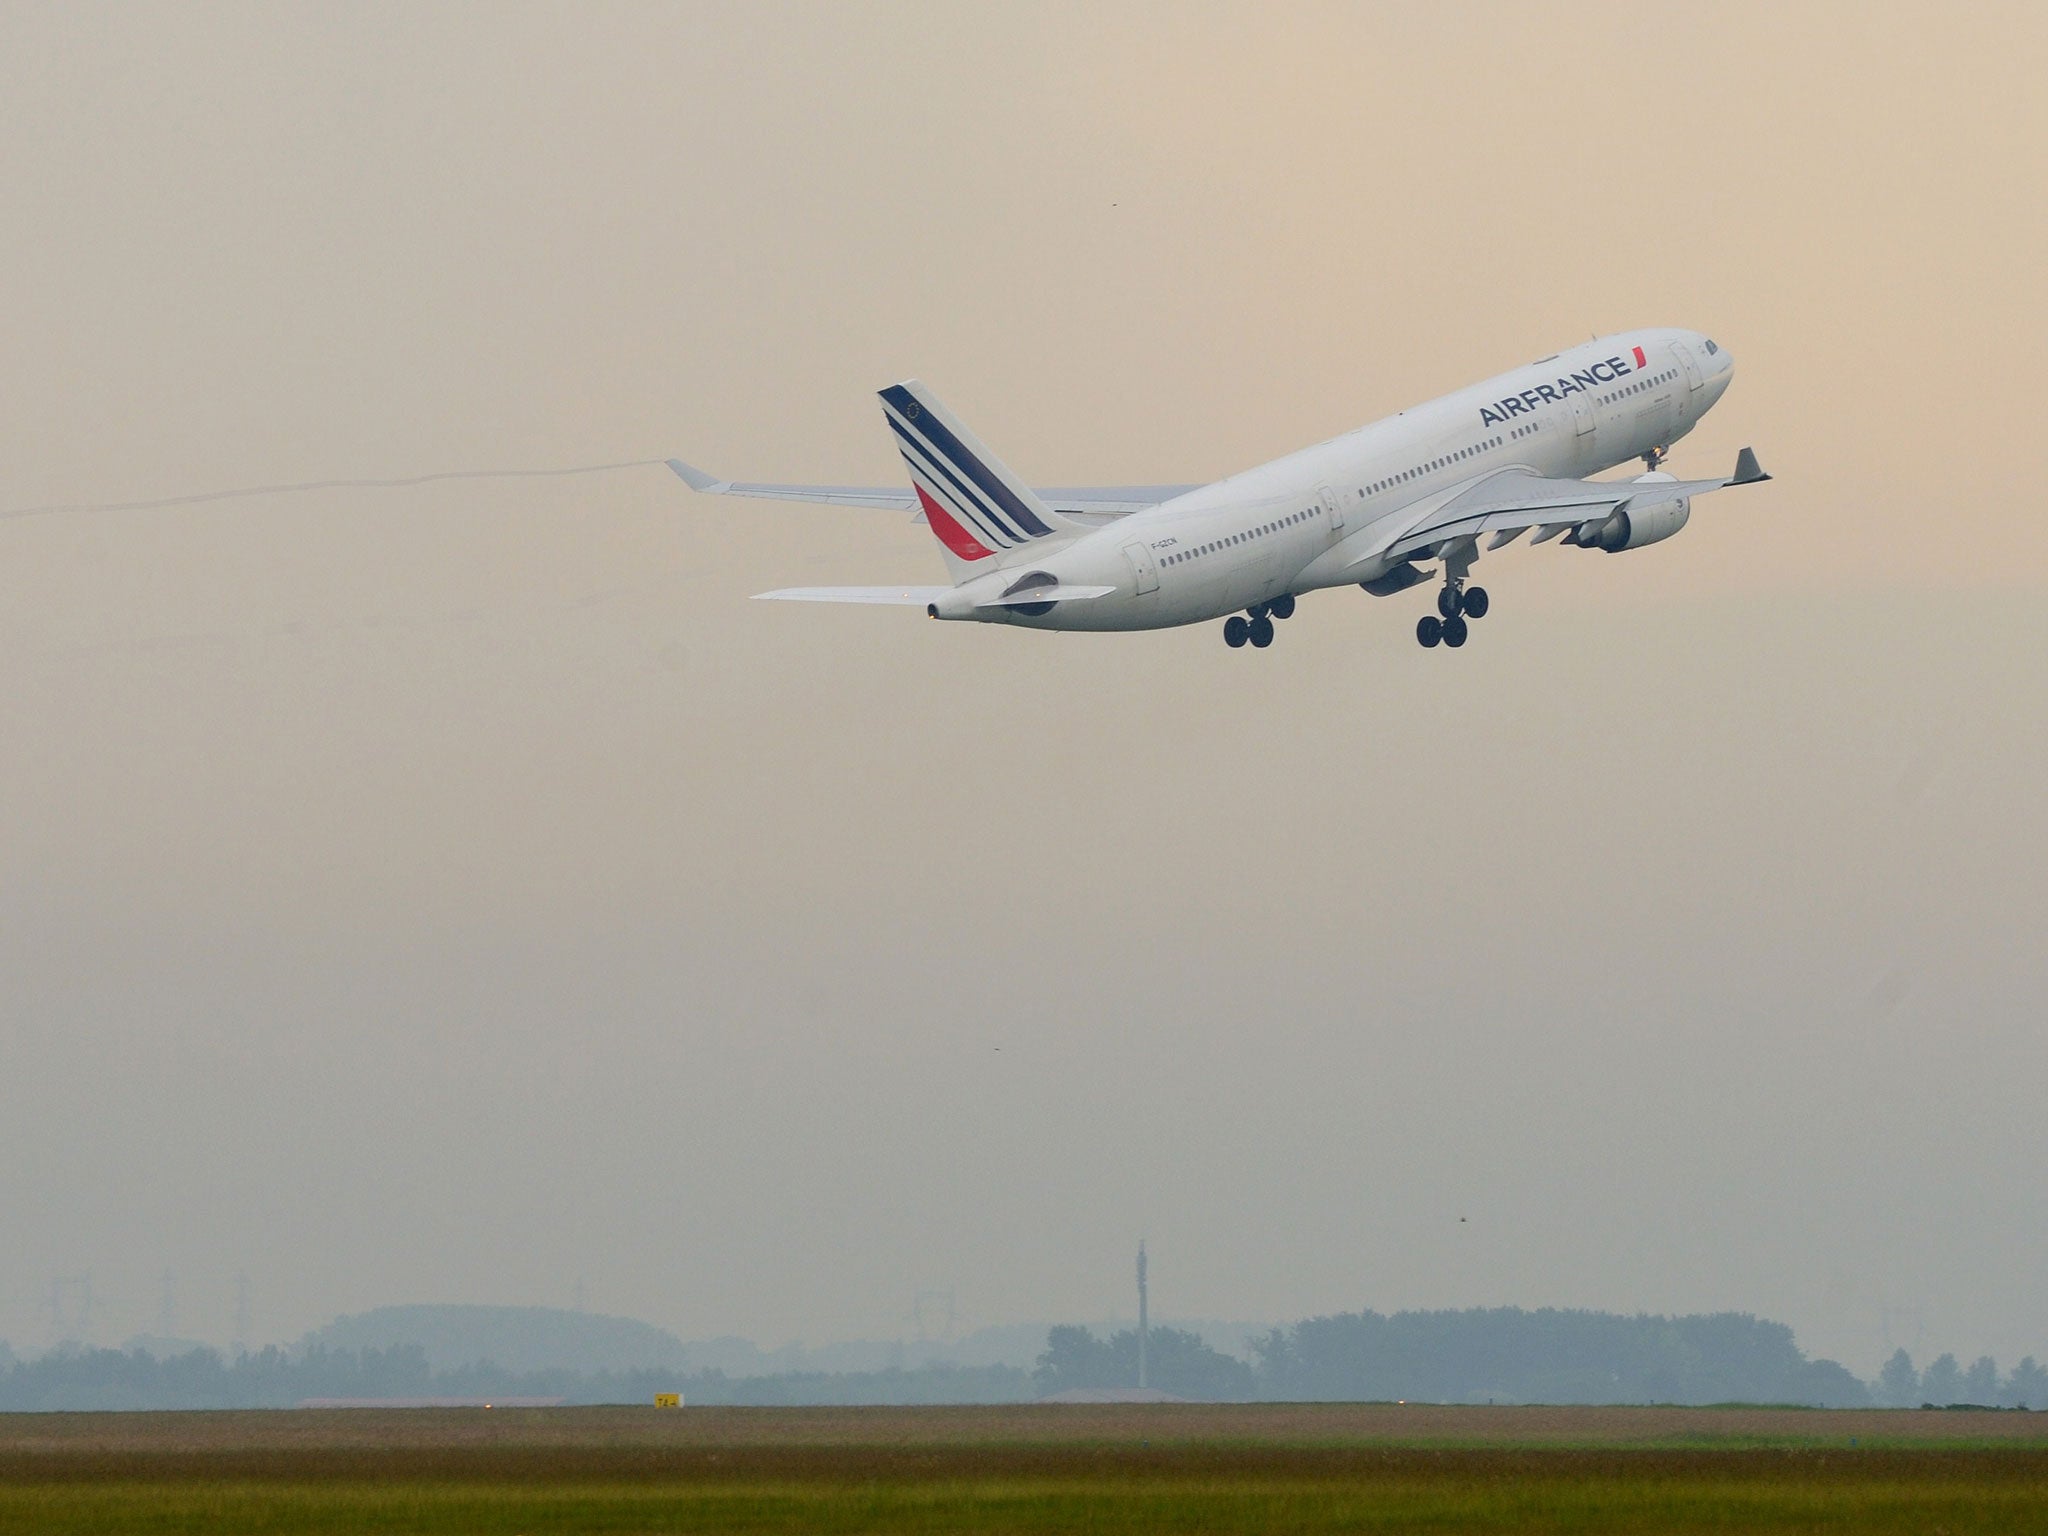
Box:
(1035, 487), (1203, 516)
(667, 460), (1198, 518)
(1363, 449), (1771, 567)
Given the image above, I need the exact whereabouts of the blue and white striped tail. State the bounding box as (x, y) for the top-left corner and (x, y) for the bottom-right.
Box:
(879, 381), (1079, 579)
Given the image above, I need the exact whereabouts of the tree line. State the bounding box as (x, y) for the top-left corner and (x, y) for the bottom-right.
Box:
(1033, 1310), (2044, 1409)
(6, 1311), (2045, 1411)
(0, 1343), (1032, 1412)
(1874, 1348), (2048, 1409)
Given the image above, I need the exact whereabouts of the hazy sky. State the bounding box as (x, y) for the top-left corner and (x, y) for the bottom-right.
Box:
(1, 2), (2043, 1375)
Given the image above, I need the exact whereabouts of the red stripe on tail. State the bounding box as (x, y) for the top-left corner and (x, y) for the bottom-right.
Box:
(915, 484), (995, 561)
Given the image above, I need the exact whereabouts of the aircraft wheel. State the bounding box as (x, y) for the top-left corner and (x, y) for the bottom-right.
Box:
(1248, 615), (1275, 648)
(1416, 615), (1442, 648)
(1441, 615), (1469, 648)
(1463, 586), (1489, 620)
(1269, 594), (1296, 621)
(1224, 615), (1250, 648)
(1437, 586), (1463, 621)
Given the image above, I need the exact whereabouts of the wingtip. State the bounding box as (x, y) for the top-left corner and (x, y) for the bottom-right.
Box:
(1731, 446), (1772, 485)
(666, 458), (728, 492)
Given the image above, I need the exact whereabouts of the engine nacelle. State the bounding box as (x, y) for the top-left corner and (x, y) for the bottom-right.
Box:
(1358, 562), (1431, 597)
(1576, 474), (1691, 552)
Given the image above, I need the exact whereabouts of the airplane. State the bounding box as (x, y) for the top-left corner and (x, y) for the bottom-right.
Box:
(668, 327), (1766, 650)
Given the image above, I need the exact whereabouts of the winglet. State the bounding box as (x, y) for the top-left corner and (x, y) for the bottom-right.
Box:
(1730, 447), (1771, 485)
(666, 458), (731, 493)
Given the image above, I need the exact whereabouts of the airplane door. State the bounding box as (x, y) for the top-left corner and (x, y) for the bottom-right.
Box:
(1319, 483), (1344, 533)
(1571, 392), (1596, 443)
(1122, 541), (1159, 595)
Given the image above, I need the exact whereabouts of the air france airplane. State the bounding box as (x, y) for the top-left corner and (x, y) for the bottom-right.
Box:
(670, 327), (1766, 650)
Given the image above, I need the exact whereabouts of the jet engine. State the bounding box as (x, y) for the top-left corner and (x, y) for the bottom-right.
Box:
(1573, 473), (1691, 552)
(1358, 561), (1432, 597)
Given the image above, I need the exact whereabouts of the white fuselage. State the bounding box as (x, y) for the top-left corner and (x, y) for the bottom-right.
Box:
(934, 328), (1734, 630)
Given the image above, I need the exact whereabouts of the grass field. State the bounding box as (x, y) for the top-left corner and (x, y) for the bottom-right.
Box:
(4, 1403), (2047, 1533)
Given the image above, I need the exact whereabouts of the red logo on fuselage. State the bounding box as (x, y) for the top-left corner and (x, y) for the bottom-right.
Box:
(1632, 345), (1648, 368)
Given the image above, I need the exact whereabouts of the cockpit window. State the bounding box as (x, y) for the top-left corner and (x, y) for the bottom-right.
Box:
(1703, 338), (1719, 355)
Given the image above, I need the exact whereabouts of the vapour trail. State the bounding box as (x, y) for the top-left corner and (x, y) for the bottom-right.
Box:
(0, 460), (672, 522)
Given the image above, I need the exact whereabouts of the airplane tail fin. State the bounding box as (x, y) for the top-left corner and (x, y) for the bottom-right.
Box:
(878, 380), (1082, 581)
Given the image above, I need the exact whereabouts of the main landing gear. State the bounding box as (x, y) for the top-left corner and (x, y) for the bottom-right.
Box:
(1222, 593), (1296, 649)
(1643, 443), (1669, 472)
(1416, 582), (1488, 649)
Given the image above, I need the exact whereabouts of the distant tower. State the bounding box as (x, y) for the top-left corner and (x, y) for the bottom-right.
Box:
(1136, 1241), (1148, 1390)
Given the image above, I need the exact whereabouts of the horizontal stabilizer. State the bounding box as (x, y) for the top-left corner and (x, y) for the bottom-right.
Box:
(973, 584), (1116, 609)
(753, 586), (951, 604)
